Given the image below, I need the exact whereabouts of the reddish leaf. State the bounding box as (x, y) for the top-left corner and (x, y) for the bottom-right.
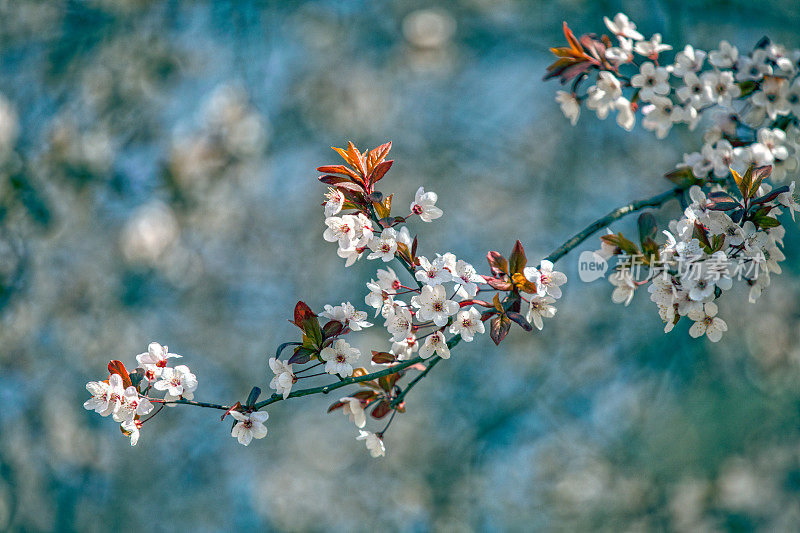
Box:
(371, 351), (397, 364)
(490, 315), (511, 345)
(368, 160), (393, 187)
(327, 400), (346, 413)
(378, 371), (402, 393)
(752, 185), (790, 205)
(322, 320), (344, 339)
(346, 141), (367, 178)
(370, 399), (392, 419)
(292, 301), (317, 330)
(485, 277), (512, 291)
(367, 142), (392, 172)
(108, 360), (133, 389)
(693, 222), (712, 249)
(351, 390), (377, 402)
(509, 240), (527, 275)
(486, 251), (509, 276)
(316, 164), (359, 179)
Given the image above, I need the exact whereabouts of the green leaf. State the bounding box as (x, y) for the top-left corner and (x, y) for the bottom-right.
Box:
(245, 387), (261, 408)
(288, 346), (316, 365)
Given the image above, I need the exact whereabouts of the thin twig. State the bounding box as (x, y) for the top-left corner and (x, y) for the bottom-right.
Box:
(390, 356), (441, 407)
(542, 188), (681, 264)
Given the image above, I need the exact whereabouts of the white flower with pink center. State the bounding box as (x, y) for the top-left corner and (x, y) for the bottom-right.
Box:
(320, 339), (361, 377)
(367, 228), (398, 262)
(323, 187), (345, 217)
(230, 411), (268, 446)
(415, 256), (452, 286)
(113, 385), (154, 424)
(524, 260), (567, 299)
(154, 364), (198, 403)
(410, 186), (443, 222)
(320, 302), (373, 331)
(449, 307), (485, 342)
(268, 357), (295, 399)
(384, 304), (413, 342)
(419, 330), (450, 359)
(135, 342), (182, 381)
(323, 214), (358, 247)
(411, 284), (459, 327)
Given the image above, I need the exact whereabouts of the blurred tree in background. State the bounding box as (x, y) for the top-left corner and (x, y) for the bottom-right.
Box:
(1, 1), (800, 531)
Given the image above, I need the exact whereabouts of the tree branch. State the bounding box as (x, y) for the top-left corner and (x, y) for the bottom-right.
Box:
(542, 187), (681, 264)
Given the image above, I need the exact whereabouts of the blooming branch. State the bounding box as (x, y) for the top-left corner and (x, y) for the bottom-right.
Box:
(83, 12), (799, 457)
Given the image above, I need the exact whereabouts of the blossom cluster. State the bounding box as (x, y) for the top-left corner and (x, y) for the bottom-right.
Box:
(547, 14), (798, 342)
(598, 169), (796, 342)
(550, 12), (800, 182)
(315, 142), (568, 455)
(83, 343), (198, 445)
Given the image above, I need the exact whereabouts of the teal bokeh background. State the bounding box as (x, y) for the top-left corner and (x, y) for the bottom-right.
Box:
(1, 1), (800, 531)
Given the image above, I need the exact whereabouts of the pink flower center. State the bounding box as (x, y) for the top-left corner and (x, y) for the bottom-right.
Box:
(412, 204), (423, 215)
(243, 420), (253, 429)
(432, 301), (444, 312)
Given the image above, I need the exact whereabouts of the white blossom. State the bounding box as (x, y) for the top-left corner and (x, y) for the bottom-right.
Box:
(319, 339), (361, 377)
(367, 228), (398, 261)
(555, 91), (580, 125)
(153, 364), (198, 403)
(136, 342), (182, 381)
(410, 186), (443, 222)
(323, 187), (345, 217)
(634, 34), (672, 57)
(735, 49), (772, 82)
(631, 62), (670, 102)
(411, 284), (459, 327)
(230, 411), (268, 446)
(586, 72), (622, 118)
(269, 357), (295, 399)
(356, 430), (385, 457)
(321, 302), (373, 331)
(340, 397), (366, 428)
(323, 214), (358, 247)
(449, 307), (485, 341)
(603, 13), (643, 40)
(614, 97), (636, 131)
(688, 302), (727, 342)
(703, 70), (741, 107)
(419, 330), (450, 359)
(671, 45), (706, 77)
(526, 295), (557, 330)
(415, 256), (452, 286)
(384, 304), (413, 342)
(709, 40), (738, 68)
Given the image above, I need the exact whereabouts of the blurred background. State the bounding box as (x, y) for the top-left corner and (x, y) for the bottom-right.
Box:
(1, 0), (800, 531)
